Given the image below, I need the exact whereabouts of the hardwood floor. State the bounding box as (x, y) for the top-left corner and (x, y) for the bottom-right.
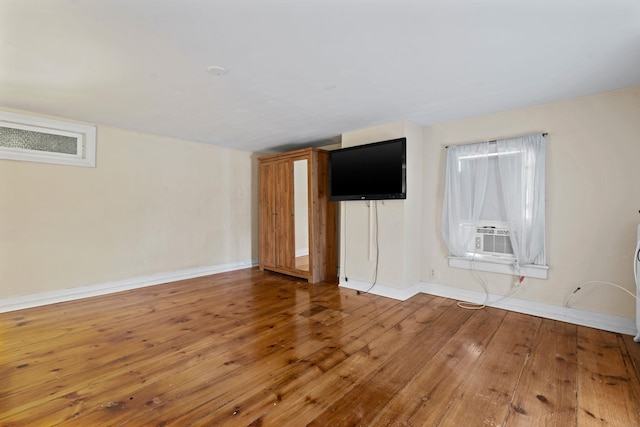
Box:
(1, 267), (640, 426)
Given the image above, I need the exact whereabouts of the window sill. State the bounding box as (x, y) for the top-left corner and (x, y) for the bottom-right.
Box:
(448, 256), (548, 279)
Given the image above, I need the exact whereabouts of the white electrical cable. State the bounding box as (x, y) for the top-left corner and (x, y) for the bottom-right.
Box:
(457, 252), (524, 310)
(634, 237), (640, 342)
(634, 238), (640, 288)
(358, 200), (379, 295)
(565, 280), (639, 307)
(564, 237), (640, 342)
(457, 256), (488, 309)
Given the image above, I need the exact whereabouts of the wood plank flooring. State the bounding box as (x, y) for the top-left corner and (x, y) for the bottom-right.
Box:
(1, 267), (640, 426)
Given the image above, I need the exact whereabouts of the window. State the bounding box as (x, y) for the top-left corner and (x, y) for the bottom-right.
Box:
(441, 133), (547, 279)
(0, 111), (96, 167)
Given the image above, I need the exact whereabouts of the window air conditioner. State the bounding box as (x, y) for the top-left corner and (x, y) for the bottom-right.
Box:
(468, 224), (515, 257)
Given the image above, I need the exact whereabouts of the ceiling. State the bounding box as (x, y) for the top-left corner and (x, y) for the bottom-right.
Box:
(1, 0), (639, 153)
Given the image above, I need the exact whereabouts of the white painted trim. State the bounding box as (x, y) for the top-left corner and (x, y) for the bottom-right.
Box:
(0, 110), (97, 167)
(448, 256), (549, 279)
(339, 278), (636, 336)
(0, 259), (258, 313)
(338, 277), (420, 301)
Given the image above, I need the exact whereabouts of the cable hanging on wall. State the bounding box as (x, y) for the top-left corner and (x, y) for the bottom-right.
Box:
(343, 202), (348, 282)
(358, 200), (380, 295)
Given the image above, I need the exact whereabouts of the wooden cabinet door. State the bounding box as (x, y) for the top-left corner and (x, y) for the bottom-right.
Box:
(276, 159), (295, 270)
(259, 161), (277, 268)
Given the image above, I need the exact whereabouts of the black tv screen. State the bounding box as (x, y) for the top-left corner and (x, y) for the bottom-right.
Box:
(329, 138), (406, 201)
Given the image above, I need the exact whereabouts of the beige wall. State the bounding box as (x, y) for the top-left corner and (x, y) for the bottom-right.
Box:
(5, 86), (639, 321)
(339, 87), (639, 320)
(340, 121), (423, 289)
(422, 86), (640, 318)
(0, 109), (257, 299)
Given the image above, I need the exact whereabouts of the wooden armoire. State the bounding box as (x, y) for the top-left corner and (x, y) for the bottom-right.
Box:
(258, 147), (337, 283)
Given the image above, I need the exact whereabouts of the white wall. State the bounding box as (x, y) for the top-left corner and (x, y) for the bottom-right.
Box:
(422, 86), (640, 319)
(0, 108), (257, 299)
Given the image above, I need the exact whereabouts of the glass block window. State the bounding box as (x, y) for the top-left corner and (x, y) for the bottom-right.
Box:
(0, 111), (96, 167)
(0, 127), (78, 154)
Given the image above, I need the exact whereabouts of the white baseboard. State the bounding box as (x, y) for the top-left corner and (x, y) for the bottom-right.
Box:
(339, 278), (637, 337)
(6, 268), (634, 337)
(0, 259), (259, 313)
(339, 278), (421, 301)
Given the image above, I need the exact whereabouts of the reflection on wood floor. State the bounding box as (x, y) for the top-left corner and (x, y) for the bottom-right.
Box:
(1, 267), (640, 426)
(295, 254), (309, 271)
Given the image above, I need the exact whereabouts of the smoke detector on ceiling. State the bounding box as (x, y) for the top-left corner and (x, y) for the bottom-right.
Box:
(206, 65), (229, 76)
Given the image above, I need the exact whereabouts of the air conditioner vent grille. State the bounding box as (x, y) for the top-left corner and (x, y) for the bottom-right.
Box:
(482, 234), (513, 255)
(468, 225), (515, 257)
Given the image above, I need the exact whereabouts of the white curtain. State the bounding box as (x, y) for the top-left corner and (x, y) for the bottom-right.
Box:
(441, 134), (546, 267)
(441, 141), (490, 257)
(497, 134), (546, 266)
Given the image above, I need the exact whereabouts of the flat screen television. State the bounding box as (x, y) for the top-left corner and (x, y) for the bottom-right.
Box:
(329, 137), (406, 201)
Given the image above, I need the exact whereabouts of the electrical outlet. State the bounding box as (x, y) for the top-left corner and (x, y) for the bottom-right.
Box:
(430, 268), (437, 278)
